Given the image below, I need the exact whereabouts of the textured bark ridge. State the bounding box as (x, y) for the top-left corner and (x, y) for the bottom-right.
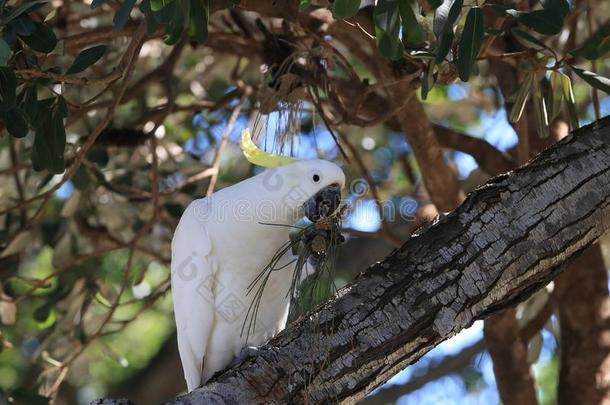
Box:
(167, 117), (610, 404)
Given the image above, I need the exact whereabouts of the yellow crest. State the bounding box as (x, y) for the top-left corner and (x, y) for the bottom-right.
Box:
(240, 129), (298, 168)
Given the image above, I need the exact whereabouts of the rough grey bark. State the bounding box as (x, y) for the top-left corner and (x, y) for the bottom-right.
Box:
(166, 117), (610, 404)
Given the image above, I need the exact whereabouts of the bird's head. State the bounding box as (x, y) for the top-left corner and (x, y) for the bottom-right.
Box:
(241, 129), (345, 222)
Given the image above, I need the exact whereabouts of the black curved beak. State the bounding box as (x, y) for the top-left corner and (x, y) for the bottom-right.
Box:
(304, 184), (342, 222)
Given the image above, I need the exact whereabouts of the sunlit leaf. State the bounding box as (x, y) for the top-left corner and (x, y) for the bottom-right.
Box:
(558, 71), (579, 130)
(509, 72), (535, 123)
(548, 71), (563, 121)
(299, 0), (312, 11)
(532, 79), (549, 138)
(151, 0), (168, 11)
(571, 66), (610, 94)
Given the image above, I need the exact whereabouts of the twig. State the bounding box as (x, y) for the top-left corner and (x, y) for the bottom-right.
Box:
(206, 98), (245, 196)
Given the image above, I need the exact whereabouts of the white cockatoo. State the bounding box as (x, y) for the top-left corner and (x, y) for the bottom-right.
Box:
(171, 129), (345, 391)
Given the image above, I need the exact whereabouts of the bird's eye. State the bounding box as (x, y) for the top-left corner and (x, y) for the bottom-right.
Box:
(312, 174), (320, 183)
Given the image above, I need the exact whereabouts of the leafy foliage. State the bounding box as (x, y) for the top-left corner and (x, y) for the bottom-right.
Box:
(0, 0), (608, 402)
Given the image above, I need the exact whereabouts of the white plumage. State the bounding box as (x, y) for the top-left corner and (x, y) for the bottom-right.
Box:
(171, 159), (345, 391)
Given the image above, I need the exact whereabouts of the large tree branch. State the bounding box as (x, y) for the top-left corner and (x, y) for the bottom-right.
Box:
(164, 117), (610, 404)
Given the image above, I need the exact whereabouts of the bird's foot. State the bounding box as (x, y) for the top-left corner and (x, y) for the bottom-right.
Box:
(230, 345), (259, 367)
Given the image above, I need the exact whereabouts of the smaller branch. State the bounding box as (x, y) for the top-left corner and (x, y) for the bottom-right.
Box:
(0, 22), (147, 247)
(338, 130), (402, 247)
(15, 68), (121, 86)
(359, 340), (486, 404)
(433, 125), (517, 176)
(206, 98), (244, 196)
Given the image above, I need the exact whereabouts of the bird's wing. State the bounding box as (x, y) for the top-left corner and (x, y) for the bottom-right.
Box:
(171, 201), (215, 391)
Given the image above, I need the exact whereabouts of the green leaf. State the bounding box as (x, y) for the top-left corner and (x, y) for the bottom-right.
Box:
(72, 166), (90, 190)
(56, 96), (69, 118)
(548, 71), (563, 121)
(0, 39), (11, 66)
(571, 65), (610, 94)
(113, 0), (137, 31)
(151, 0), (167, 11)
(398, 0), (424, 47)
(433, 0), (452, 39)
(433, 0), (463, 64)
(86, 149), (109, 166)
(22, 85), (38, 123)
(9, 389), (49, 405)
(299, 0), (312, 11)
(558, 71), (579, 130)
(163, 202), (184, 218)
(1, 0), (49, 24)
(152, 1), (176, 24)
(506, 9), (563, 35)
(5, 107), (29, 138)
(33, 302), (51, 322)
(570, 21), (610, 60)
(0, 66), (17, 110)
(457, 7), (484, 82)
(90, 0), (108, 9)
(10, 16), (36, 36)
(542, 0), (569, 18)
(141, 0), (159, 35)
(65, 45), (106, 75)
(511, 27), (553, 54)
(189, 0), (208, 43)
(31, 108), (65, 173)
(332, 0), (361, 19)
(509, 72), (535, 123)
(20, 22), (57, 53)
(374, 0), (404, 60)
(421, 60), (435, 100)
(164, 0), (189, 45)
(532, 79), (549, 138)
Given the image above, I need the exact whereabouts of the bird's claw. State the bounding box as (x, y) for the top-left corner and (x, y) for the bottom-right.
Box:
(230, 345), (259, 367)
